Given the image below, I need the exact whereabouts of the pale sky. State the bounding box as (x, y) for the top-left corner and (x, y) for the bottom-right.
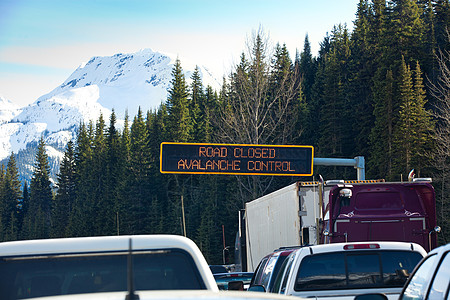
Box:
(0, 0), (359, 107)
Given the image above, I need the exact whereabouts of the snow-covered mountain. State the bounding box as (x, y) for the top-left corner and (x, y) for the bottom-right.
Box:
(0, 48), (221, 184)
(0, 96), (22, 124)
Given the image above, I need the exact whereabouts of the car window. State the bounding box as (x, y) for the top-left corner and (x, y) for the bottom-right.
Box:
(401, 253), (438, 300)
(296, 252), (347, 290)
(260, 254), (278, 288)
(295, 250), (423, 291)
(347, 253), (382, 286)
(380, 251), (425, 286)
(252, 257), (268, 286)
(268, 254), (289, 291)
(273, 251), (297, 294)
(272, 259), (287, 293)
(428, 252), (450, 300)
(0, 249), (205, 300)
(280, 255), (295, 295)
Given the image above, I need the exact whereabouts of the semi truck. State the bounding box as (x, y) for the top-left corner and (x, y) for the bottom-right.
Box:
(239, 178), (439, 272)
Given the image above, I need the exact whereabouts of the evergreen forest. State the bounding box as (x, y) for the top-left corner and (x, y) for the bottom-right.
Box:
(0, 0), (450, 264)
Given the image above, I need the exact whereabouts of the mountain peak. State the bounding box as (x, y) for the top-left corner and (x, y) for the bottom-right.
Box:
(35, 48), (219, 119)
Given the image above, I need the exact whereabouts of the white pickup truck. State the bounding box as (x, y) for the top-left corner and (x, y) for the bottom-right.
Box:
(0, 235), (218, 299)
(270, 241), (427, 300)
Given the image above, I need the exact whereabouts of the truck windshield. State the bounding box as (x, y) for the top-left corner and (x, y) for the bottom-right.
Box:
(355, 192), (403, 210)
(294, 250), (423, 291)
(0, 249), (206, 300)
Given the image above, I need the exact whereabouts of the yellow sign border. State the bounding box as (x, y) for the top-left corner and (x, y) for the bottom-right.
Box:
(160, 142), (314, 176)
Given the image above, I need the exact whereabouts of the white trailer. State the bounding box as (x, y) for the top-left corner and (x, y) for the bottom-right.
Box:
(245, 181), (331, 271)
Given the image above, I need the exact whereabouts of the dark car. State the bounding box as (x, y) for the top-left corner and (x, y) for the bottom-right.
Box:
(214, 272), (254, 290)
(209, 265), (228, 274)
(248, 247), (298, 292)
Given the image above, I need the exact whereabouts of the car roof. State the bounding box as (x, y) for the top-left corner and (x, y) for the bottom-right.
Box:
(263, 247), (298, 260)
(301, 241), (427, 256)
(0, 235), (199, 256)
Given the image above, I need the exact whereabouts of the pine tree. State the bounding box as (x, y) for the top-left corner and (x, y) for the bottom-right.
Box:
(309, 34), (331, 150)
(0, 153), (21, 241)
(203, 86), (216, 142)
(369, 69), (395, 179)
(421, 0), (437, 78)
(164, 59), (194, 234)
(410, 61), (435, 174)
(317, 25), (352, 165)
(53, 141), (76, 237)
(195, 196), (217, 262)
(434, 0), (450, 53)
(386, 0), (426, 70)
(18, 181), (28, 238)
(105, 110), (125, 236)
(394, 58), (435, 176)
(124, 107), (152, 233)
(90, 113), (115, 236)
(394, 57), (415, 174)
(25, 137), (53, 239)
(67, 123), (94, 237)
(349, 0), (376, 157)
(299, 35), (316, 106)
(147, 105), (169, 234)
(189, 66), (205, 142)
(166, 58), (191, 142)
(297, 35), (316, 145)
(116, 112), (131, 235)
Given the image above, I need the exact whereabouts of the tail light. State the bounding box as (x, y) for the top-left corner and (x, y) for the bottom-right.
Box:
(344, 243), (380, 250)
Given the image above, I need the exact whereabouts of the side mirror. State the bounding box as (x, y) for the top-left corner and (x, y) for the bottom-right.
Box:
(247, 285), (266, 292)
(354, 294), (388, 300)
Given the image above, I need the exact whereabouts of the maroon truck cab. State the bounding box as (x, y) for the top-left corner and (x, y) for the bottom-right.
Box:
(321, 181), (437, 252)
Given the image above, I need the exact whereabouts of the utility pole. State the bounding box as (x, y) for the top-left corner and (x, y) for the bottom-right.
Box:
(116, 212), (120, 235)
(181, 195), (186, 237)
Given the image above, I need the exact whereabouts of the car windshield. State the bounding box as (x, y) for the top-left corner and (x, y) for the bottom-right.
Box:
(295, 250), (423, 291)
(0, 249), (206, 300)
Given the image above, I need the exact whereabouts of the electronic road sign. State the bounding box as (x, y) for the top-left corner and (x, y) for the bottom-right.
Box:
(160, 142), (314, 176)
